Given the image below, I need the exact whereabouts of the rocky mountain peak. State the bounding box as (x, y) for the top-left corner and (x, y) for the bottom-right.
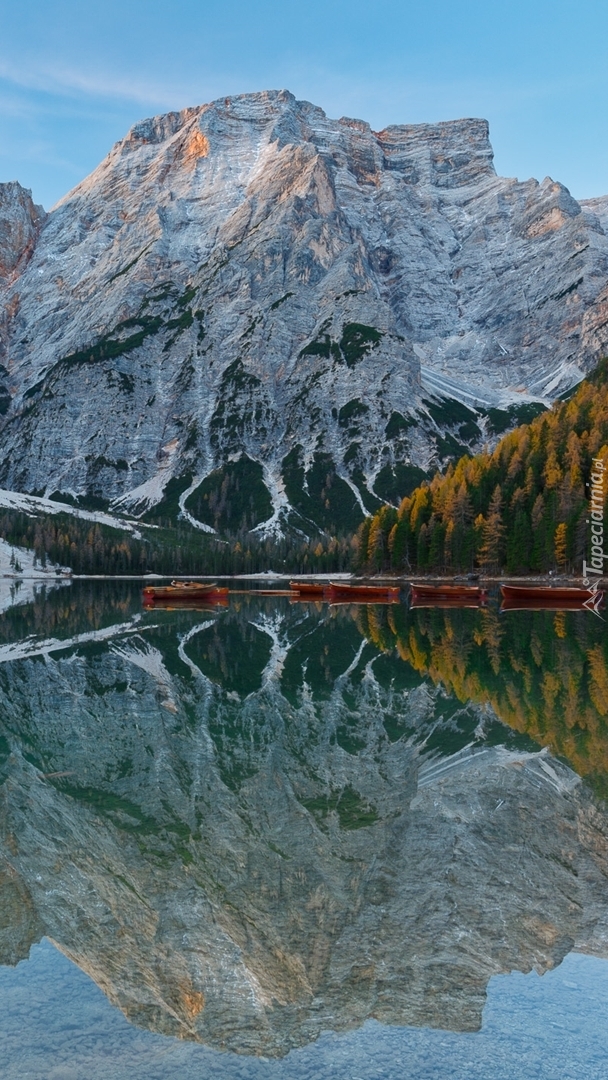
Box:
(0, 91), (607, 535)
(376, 116), (495, 188)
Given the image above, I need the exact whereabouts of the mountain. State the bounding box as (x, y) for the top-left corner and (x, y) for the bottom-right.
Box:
(1, 89), (608, 538)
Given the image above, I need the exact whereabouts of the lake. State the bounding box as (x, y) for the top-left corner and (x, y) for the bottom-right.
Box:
(1, 580), (608, 1078)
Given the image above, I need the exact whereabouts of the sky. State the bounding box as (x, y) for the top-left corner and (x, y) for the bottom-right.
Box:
(0, 0), (606, 210)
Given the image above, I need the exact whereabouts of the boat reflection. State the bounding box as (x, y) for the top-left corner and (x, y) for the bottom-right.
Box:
(499, 583), (604, 612)
(142, 596), (230, 610)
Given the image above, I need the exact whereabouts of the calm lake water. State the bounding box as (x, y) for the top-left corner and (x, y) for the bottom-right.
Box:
(1, 580), (608, 1078)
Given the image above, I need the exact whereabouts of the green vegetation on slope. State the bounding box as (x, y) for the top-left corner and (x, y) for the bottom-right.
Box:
(357, 359), (608, 575)
(0, 507), (354, 576)
(185, 456), (273, 534)
(299, 322), (383, 368)
(282, 448), (364, 536)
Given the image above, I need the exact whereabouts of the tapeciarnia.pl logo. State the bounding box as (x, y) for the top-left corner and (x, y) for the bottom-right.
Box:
(582, 456), (606, 618)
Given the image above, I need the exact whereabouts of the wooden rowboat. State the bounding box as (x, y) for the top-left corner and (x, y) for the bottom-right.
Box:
(500, 584), (604, 610)
(289, 581), (326, 597)
(409, 583), (488, 607)
(327, 582), (401, 602)
(500, 584), (602, 602)
(142, 581), (229, 602)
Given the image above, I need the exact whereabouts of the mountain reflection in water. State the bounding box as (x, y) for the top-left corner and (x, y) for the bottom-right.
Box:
(357, 602), (608, 795)
(1, 583), (608, 1059)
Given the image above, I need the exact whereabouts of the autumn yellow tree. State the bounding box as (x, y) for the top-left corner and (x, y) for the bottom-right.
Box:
(477, 486), (506, 570)
(554, 522), (567, 568)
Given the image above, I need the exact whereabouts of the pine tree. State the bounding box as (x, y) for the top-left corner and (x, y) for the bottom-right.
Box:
(417, 522), (430, 569)
(476, 486), (506, 570)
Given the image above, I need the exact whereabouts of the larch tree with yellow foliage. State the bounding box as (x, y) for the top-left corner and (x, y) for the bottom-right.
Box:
(356, 357), (608, 575)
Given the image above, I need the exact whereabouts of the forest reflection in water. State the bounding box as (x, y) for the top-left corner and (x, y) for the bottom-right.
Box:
(1, 581), (608, 1068)
(356, 599), (608, 795)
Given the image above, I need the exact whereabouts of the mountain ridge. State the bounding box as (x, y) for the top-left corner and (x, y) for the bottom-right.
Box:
(1, 89), (607, 538)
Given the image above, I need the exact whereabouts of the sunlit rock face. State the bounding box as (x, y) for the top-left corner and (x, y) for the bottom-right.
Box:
(2, 599), (608, 1056)
(0, 91), (607, 527)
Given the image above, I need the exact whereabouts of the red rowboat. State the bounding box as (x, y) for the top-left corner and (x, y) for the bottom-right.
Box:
(500, 584), (604, 610)
(409, 583), (488, 607)
(327, 581), (401, 602)
(289, 581), (326, 597)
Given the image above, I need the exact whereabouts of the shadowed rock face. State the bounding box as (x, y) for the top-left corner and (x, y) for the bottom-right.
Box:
(0, 183), (45, 284)
(2, 597), (608, 1057)
(0, 91), (606, 524)
(0, 184), (45, 420)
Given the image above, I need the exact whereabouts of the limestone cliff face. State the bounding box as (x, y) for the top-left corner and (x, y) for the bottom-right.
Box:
(2, 601), (608, 1056)
(0, 184), (45, 419)
(0, 182), (45, 284)
(0, 91), (607, 531)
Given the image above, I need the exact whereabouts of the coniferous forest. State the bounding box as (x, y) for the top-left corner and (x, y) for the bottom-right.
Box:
(356, 358), (608, 576)
(0, 508), (355, 577)
(0, 358), (607, 578)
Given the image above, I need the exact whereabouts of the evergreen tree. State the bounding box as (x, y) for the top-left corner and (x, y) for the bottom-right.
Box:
(477, 486), (506, 571)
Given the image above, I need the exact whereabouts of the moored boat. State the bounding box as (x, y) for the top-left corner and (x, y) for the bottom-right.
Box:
(500, 583), (604, 610)
(409, 583), (488, 606)
(289, 581), (326, 597)
(327, 581), (401, 602)
(142, 581), (230, 602)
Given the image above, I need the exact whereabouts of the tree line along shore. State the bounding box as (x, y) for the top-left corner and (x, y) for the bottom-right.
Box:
(356, 358), (608, 577)
(0, 359), (606, 579)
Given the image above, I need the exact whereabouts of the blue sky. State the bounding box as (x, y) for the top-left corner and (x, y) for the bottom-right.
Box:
(0, 0), (606, 209)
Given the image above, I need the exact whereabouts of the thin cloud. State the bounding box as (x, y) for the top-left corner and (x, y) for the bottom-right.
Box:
(0, 56), (184, 109)
(4, 51), (575, 129)
(0, 91), (39, 120)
